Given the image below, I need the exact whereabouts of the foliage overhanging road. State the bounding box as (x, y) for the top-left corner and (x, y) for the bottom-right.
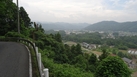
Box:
(0, 42), (29, 77)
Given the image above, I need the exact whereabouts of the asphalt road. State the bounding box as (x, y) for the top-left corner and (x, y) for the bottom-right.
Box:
(0, 42), (29, 77)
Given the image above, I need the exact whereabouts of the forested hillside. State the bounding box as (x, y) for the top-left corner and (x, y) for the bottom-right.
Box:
(84, 21), (137, 32)
(0, 0), (31, 36)
(0, 0), (132, 77)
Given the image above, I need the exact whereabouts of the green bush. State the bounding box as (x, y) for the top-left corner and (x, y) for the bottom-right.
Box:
(5, 32), (25, 38)
(95, 56), (132, 77)
(0, 36), (5, 41)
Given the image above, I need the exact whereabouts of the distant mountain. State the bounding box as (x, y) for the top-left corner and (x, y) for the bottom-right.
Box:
(41, 22), (89, 30)
(84, 21), (137, 32)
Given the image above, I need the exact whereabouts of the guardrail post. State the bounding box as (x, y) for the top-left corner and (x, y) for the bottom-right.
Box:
(38, 53), (41, 70)
(35, 47), (38, 57)
(43, 68), (49, 77)
(33, 43), (35, 47)
(29, 43), (30, 46)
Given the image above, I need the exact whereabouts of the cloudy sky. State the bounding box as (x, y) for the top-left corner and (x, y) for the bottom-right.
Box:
(13, 0), (137, 24)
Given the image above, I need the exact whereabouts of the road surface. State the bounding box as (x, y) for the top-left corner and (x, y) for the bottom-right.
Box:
(0, 42), (29, 77)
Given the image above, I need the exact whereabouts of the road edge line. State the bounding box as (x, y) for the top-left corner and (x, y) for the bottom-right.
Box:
(25, 46), (32, 77)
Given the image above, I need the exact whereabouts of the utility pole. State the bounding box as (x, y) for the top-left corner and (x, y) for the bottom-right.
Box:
(17, 0), (20, 33)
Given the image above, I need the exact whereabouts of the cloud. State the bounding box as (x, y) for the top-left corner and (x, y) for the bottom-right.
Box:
(124, 0), (137, 12)
(13, 0), (137, 23)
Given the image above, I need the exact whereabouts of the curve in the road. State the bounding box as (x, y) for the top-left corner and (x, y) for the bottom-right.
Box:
(0, 42), (29, 77)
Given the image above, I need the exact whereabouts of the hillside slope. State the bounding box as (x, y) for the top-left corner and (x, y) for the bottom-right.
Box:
(84, 21), (137, 32)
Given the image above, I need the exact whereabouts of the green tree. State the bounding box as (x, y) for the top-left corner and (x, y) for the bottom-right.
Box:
(117, 52), (124, 58)
(19, 7), (31, 28)
(0, 0), (18, 35)
(88, 53), (98, 72)
(95, 56), (131, 77)
(72, 55), (87, 70)
(69, 45), (76, 61)
(75, 43), (82, 55)
(112, 48), (118, 55)
(55, 32), (62, 42)
(88, 53), (97, 65)
(99, 49), (109, 61)
(39, 24), (45, 33)
(0, 0), (32, 36)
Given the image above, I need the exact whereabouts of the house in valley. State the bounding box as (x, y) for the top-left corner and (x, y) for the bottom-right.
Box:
(82, 42), (96, 49)
(122, 57), (136, 69)
(128, 49), (137, 55)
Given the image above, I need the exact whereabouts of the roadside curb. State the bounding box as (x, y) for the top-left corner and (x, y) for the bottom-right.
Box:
(25, 46), (32, 77)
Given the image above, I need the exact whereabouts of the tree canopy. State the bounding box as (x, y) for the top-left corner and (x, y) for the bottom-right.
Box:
(0, 0), (31, 36)
(95, 56), (131, 77)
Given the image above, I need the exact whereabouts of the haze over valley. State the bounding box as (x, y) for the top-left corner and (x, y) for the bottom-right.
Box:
(42, 21), (137, 33)
(42, 22), (90, 30)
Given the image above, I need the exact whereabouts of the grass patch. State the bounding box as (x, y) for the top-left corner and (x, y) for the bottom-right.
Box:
(119, 50), (127, 54)
(64, 41), (77, 46)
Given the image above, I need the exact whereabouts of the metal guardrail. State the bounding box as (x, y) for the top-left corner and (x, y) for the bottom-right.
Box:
(0, 37), (49, 77)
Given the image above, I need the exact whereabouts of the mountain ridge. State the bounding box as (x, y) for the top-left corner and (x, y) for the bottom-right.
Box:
(84, 21), (137, 32)
(41, 22), (89, 30)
